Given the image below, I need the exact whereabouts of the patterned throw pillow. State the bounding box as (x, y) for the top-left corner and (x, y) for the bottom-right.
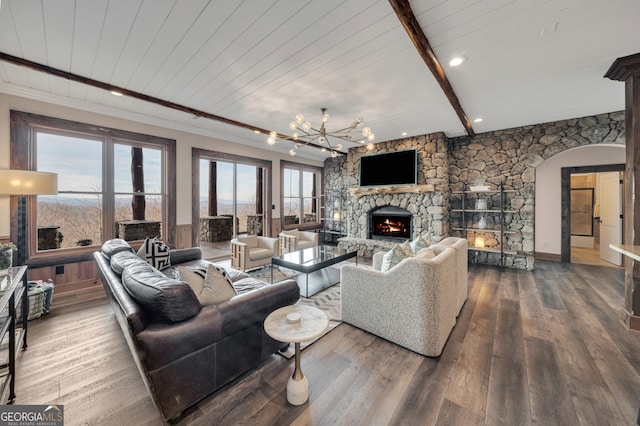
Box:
(380, 241), (413, 272)
(410, 233), (432, 253)
(137, 237), (171, 270)
(178, 264), (237, 306)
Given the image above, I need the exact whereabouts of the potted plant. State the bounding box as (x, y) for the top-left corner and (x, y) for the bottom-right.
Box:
(0, 242), (17, 275)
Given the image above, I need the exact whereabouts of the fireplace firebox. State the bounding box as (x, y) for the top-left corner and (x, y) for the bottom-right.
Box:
(369, 206), (412, 241)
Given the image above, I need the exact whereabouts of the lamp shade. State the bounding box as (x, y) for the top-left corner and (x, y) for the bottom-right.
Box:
(0, 169), (58, 195)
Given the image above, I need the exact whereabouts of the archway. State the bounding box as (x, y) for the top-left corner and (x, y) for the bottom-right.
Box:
(535, 144), (625, 262)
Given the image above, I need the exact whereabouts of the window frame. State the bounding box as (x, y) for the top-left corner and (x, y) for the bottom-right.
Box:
(10, 110), (176, 266)
(280, 160), (323, 231)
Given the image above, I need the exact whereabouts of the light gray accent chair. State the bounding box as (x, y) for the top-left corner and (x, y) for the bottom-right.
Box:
(279, 229), (318, 254)
(432, 237), (469, 316)
(230, 235), (279, 271)
(340, 245), (458, 357)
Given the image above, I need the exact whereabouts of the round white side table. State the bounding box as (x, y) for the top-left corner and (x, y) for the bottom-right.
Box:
(264, 305), (329, 405)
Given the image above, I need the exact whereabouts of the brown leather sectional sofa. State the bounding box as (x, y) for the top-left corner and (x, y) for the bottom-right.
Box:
(94, 239), (299, 421)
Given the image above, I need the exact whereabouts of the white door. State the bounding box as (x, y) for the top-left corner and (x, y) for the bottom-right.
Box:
(599, 172), (622, 266)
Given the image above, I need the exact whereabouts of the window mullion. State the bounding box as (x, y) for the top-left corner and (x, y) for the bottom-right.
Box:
(104, 137), (115, 239)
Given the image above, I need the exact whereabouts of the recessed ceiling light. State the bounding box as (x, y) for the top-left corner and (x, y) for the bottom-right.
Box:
(473, 117), (483, 123)
(401, 132), (407, 136)
(254, 130), (261, 134)
(449, 56), (465, 67)
(110, 90), (123, 96)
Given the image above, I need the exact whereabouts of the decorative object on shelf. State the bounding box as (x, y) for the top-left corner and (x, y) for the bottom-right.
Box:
(267, 108), (375, 157)
(478, 215), (487, 229)
(470, 178), (490, 192)
(475, 236), (485, 248)
(0, 242), (16, 275)
(0, 170), (58, 266)
(475, 199), (487, 210)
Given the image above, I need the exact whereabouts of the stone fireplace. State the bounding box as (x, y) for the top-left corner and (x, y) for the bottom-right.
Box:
(369, 206), (412, 241)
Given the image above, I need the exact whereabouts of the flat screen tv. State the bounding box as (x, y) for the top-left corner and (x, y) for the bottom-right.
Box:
(359, 149), (417, 187)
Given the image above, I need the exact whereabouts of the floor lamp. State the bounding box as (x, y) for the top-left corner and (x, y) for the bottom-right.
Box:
(0, 170), (58, 266)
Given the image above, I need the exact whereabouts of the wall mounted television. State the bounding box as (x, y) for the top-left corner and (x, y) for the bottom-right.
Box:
(359, 149), (417, 187)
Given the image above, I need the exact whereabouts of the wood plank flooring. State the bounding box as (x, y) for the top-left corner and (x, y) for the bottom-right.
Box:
(12, 260), (640, 425)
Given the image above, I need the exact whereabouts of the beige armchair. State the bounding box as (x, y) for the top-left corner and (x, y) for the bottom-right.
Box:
(341, 245), (458, 357)
(279, 229), (318, 254)
(230, 235), (279, 271)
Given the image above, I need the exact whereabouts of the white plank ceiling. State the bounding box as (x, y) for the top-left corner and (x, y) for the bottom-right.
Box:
(0, 0), (638, 161)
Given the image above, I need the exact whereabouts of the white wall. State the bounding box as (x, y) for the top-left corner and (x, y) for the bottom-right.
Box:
(535, 144), (625, 255)
(0, 93), (323, 237)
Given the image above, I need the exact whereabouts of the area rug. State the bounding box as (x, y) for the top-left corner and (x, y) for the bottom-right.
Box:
(212, 260), (343, 359)
(278, 283), (342, 359)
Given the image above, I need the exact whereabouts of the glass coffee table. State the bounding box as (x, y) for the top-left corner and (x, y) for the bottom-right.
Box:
(271, 245), (357, 297)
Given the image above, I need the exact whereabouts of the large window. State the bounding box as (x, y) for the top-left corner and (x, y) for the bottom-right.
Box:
(281, 161), (322, 229)
(10, 111), (176, 261)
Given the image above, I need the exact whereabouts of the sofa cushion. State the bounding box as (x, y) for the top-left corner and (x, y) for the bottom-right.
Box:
(122, 261), (201, 323)
(410, 233), (432, 253)
(248, 247), (273, 261)
(111, 250), (146, 275)
(138, 237), (171, 270)
(415, 247), (436, 260)
(381, 241), (413, 272)
(178, 264), (237, 306)
(237, 235), (258, 248)
(101, 238), (134, 259)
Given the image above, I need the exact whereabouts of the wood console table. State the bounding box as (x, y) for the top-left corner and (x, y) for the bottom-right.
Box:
(0, 265), (28, 403)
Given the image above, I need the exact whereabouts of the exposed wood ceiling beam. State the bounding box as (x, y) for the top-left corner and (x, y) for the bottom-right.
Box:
(0, 51), (343, 154)
(389, 0), (475, 137)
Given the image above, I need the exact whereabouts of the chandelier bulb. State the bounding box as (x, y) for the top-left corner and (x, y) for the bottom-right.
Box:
(302, 121), (311, 132)
(335, 144), (343, 151)
(322, 112), (330, 123)
(318, 136), (326, 144)
(289, 121), (298, 131)
(267, 137), (276, 145)
(331, 150), (338, 158)
(366, 142), (374, 150)
(367, 133), (375, 142)
(289, 148), (297, 156)
(362, 127), (371, 137)
(292, 132), (299, 140)
(295, 113), (304, 123)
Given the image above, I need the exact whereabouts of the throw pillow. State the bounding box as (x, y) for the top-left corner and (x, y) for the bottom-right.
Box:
(410, 233), (432, 253)
(415, 247), (436, 260)
(178, 264), (237, 306)
(137, 237), (171, 270)
(380, 241), (413, 272)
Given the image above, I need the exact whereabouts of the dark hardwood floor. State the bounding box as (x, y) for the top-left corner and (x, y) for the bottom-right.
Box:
(13, 260), (640, 425)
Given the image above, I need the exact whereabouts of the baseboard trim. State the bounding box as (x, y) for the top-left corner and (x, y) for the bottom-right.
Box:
(535, 252), (561, 262)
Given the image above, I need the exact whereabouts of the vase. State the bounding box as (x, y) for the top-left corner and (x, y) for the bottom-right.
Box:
(0, 248), (13, 276)
(478, 216), (487, 230)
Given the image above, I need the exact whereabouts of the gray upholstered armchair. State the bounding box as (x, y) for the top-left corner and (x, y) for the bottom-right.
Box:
(230, 235), (279, 271)
(340, 245), (458, 357)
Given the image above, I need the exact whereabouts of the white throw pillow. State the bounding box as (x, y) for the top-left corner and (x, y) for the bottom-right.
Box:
(137, 237), (171, 270)
(410, 233), (432, 253)
(179, 264), (237, 306)
(380, 241), (413, 272)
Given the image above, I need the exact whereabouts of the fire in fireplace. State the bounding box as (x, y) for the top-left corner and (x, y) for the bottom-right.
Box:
(369, 206), (412, 241)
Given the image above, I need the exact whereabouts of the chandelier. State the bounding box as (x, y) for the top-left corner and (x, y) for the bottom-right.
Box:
(267, 108), (375, 157)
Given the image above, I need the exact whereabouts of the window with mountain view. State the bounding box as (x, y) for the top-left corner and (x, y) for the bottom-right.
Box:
(281, 161), (322, 229)
(10, 111), (176, 258)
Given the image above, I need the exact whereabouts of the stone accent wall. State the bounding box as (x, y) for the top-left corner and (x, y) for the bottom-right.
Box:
(448, 112), (624, 270)
(323, 111), (625, 270)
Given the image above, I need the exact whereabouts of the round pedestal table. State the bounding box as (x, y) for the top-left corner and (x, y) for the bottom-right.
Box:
(264, 305), (329, 405)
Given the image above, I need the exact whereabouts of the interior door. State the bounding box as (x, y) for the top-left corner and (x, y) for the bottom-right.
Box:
(599, 172), (622, 265)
